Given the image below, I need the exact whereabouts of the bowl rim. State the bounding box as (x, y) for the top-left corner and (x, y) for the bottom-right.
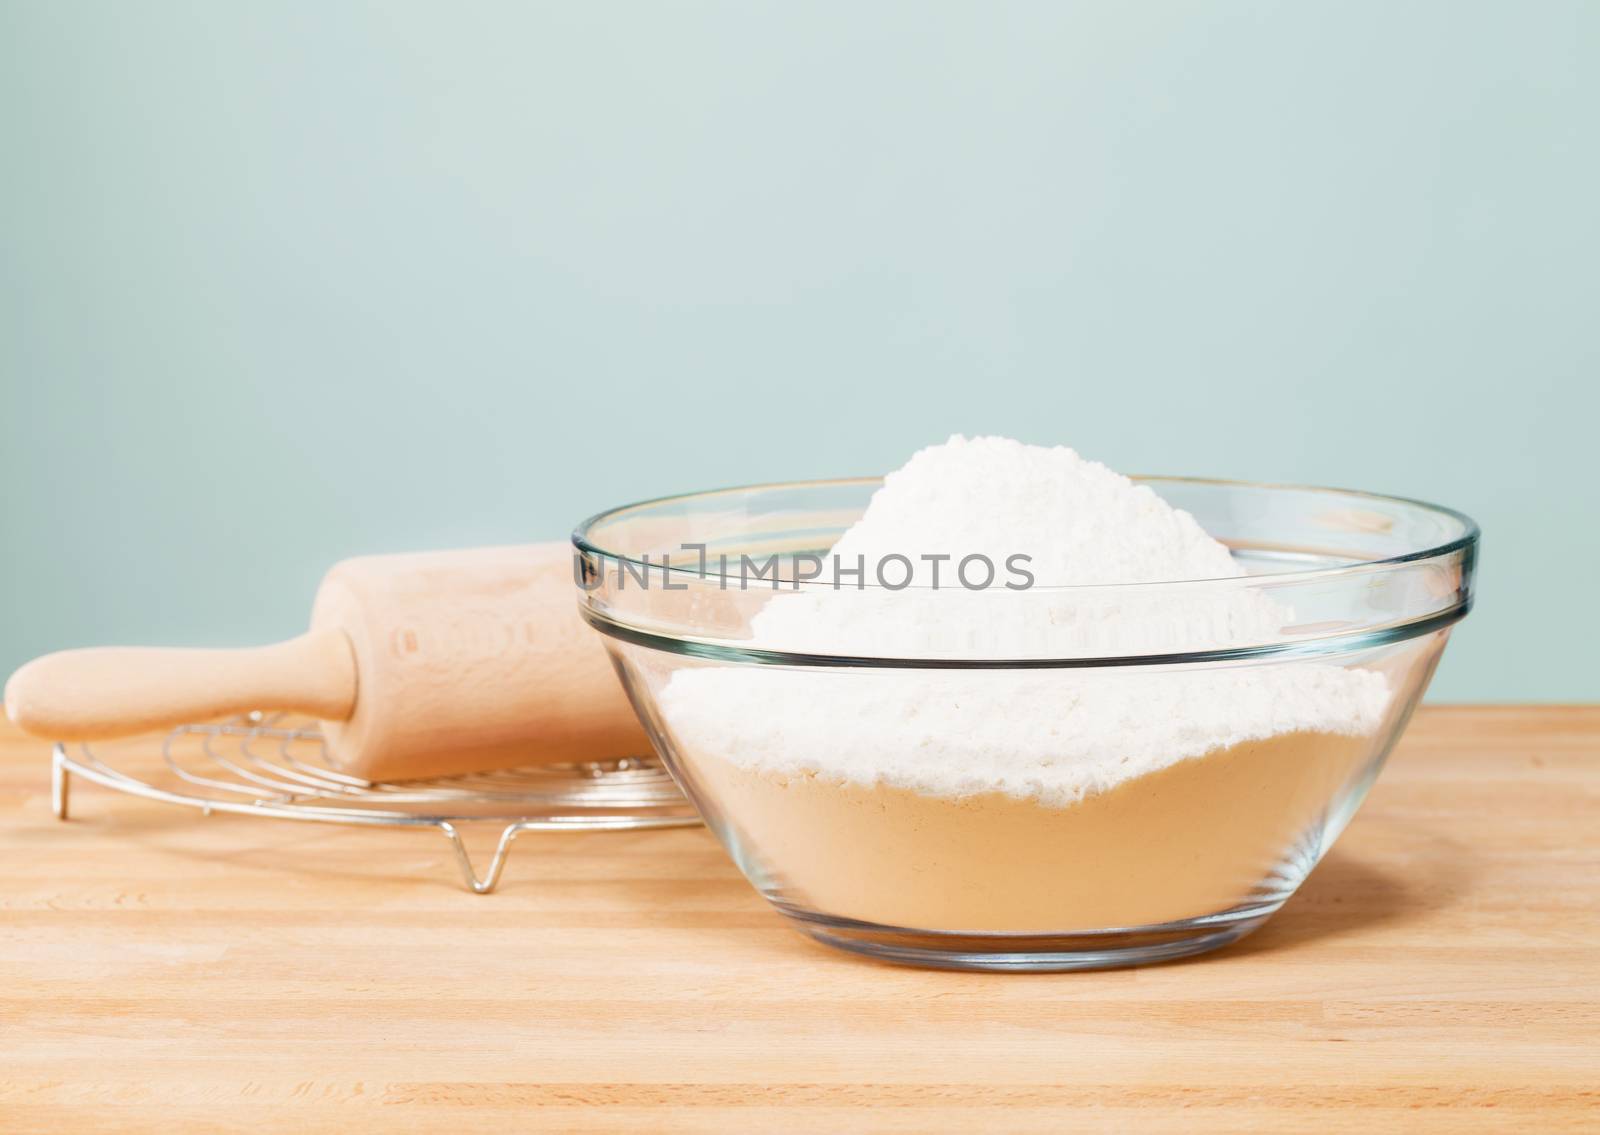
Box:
(571, 474), (1478, 668)
(571, 473), (1480, 593)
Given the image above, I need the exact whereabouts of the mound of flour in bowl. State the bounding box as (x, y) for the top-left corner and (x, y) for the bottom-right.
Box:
(815, 434), (1244, 587)
(658, 436), (1390, 807)
(745, 434), (1287, 660)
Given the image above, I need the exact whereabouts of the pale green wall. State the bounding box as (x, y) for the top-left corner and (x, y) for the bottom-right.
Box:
(3, 2), (1596, 701)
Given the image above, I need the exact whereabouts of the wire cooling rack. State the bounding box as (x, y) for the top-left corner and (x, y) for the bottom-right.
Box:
(50, 712), (699, 893)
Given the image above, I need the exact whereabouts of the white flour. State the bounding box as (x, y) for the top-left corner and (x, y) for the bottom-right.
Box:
(659, 436), (1390, 805)
(827, 435), (1243, 587)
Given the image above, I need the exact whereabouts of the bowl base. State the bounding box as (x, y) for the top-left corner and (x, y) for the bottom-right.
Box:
(780, 903), (1280, 972)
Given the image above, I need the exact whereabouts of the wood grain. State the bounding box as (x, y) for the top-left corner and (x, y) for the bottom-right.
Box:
(1, 706), (1595, 1133)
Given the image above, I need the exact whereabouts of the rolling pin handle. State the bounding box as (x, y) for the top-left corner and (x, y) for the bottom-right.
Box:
(4, 630), (358, 741)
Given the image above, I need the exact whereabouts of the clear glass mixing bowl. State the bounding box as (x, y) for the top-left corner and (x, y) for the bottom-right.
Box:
(573, 478), (1477, 971)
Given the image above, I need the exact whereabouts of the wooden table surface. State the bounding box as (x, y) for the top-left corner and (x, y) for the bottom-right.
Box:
(1, 706), (1596, 1133)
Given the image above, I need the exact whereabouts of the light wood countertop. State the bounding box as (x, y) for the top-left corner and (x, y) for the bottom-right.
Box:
(2, 706), (1596, 1132)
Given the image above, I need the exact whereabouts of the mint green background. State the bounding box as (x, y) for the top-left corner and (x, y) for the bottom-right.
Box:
(2, 2), (1595, 701)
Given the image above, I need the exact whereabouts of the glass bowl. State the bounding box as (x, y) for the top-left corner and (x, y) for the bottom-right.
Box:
(573, 477), (1477, 971)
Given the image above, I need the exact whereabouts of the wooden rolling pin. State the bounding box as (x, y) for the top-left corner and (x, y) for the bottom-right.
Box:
(3, 543), (651, 780)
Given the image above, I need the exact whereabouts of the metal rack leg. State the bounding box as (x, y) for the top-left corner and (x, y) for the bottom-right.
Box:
(52, 744), (70, 820)
(438, 821), (529, 895)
